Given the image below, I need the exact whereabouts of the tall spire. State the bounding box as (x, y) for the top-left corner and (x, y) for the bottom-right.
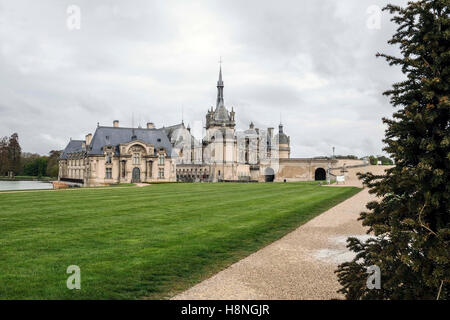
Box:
(205, 60), (236, 130)
(279, 112), (284, 133)
(181, 106), (184, 125)
(216, 58), (224, 109)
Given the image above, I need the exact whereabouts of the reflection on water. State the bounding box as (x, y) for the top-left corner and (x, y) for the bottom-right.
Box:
(0, 180), (53, 191)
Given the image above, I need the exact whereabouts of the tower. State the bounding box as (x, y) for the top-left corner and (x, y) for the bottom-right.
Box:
(205, 65), (236, 130)
(204, 64), (237, 180)
(275, 123), (290, 159)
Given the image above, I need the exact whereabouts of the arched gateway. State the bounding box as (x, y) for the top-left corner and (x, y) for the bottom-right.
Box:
(264, 167), (275, 182)
(314, 167), (326, 181)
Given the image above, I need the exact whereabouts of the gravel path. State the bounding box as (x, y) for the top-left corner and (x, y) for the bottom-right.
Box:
(173, 166), (390, 300)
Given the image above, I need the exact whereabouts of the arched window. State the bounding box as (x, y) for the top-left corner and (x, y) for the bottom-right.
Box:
(158, 154), (165, 165)
(133, 153), (140, 165)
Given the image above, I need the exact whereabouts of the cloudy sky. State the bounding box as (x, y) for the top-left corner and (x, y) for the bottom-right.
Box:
(0, 0), (407, 157)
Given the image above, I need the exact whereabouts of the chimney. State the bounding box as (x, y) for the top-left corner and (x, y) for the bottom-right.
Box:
(113, 120), (119, 127)
(147, 122), (155, 129)
(85, 133), (92, 146)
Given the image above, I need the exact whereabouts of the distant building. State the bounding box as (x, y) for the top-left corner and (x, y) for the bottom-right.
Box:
(59, 66), (336, 186)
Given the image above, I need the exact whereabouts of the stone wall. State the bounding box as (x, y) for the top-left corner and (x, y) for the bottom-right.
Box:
(271, 158), (338, 181)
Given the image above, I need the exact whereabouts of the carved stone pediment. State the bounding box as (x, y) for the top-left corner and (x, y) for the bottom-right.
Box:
(130, 145), (145, 153)
(120, 141), (149, 155)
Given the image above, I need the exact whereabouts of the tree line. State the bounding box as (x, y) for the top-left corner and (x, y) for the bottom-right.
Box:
(368, 155), (393, 165)
(0, 133), (21, 176)
(332, 154), (394, 165)
(0, 133), (61, 178)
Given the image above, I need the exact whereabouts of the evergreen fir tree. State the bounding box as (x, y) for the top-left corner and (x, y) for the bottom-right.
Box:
(336, 0), (449, 300)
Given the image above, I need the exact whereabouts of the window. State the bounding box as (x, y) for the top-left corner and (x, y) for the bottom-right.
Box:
(158, 168), (165, 179)
(148, 161), (153, 178)
(105, 168), (112, 179)
(158, 154), (165, 165)
(106, 153), (112, 164)
(133, 153), (140, 165)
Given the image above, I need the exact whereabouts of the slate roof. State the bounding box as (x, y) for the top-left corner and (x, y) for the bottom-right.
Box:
(162, 123), (185, 141)
(87, 126), (173, 156)
(214, 105), (230, 121)
(275, 124), (289, 145)
(244, 128), (258, 135)
(274, 132), (290, 144)
(60, 140), (86, 159)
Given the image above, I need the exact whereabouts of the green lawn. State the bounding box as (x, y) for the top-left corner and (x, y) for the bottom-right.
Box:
(0, 182), (360, 299)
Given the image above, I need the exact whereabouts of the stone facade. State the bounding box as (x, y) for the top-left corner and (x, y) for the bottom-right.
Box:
(59, 67), (336, 186)
(59, 125), (176, 186)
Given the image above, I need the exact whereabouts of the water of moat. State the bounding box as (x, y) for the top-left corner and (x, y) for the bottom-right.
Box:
(0, 180), (53, 191)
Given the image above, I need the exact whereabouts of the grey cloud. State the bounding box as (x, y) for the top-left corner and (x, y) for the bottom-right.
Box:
(0, 0), (407, 158)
